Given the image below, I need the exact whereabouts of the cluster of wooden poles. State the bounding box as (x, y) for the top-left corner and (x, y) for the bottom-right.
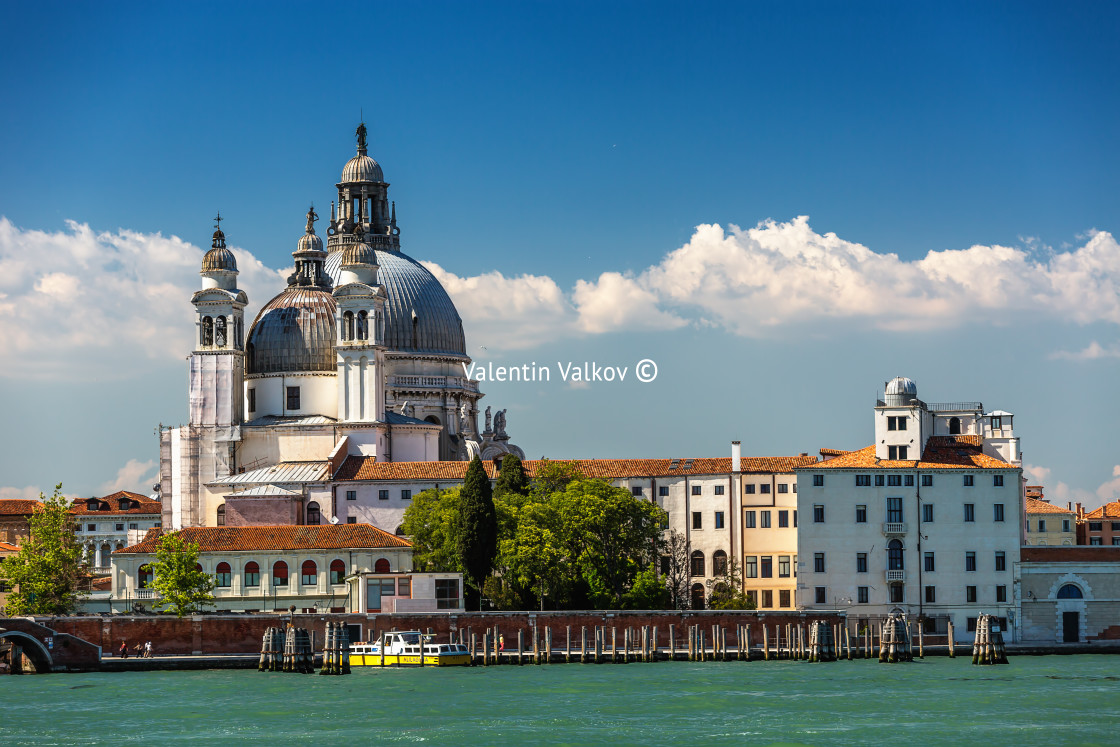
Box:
(971, 614), (1008, 665)
(319, 621), (351, 675)
(258, 625), (314, 673)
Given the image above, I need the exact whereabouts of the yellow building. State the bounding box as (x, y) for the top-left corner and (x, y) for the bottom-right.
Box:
(1024, 491), (1076, 546)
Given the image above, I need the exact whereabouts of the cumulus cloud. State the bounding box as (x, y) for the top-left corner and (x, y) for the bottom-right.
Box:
(97, 459), (158, 496)
(0, 484), (78, 500)
(0, 218), (286, 379)
(1026, 463), (1120, 512)
(1023, 464), (1051, 484)
(1049, 341), (1120, 361)
(1098, 465), (1120, 505)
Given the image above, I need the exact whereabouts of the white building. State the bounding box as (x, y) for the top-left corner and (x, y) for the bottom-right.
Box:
(160, 124), (524, 530)
(796, 377), (1025, 642)
(70, 491), (163, 573)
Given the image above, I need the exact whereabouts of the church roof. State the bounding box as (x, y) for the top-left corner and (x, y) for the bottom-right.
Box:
(212, 461), (329, 487)
(223, 484), (303, 498)
(800, 436), (1018, 471)
(116, 524), (410, 554)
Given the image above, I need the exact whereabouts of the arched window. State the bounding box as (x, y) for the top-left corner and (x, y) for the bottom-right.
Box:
(374, 558), (391, 573)
(201, 316), (213, 346)
(138, 564), (153, 589)
(330, 559), (346, 585)
(306, 501), (321, 525)
(216, 504), (225, 526)
(690, 550), (705, 577)
(357, 311), (368, 340)
(244, 561), (260, 587)
(215, 316), (227, 348)
(272, 561), (289, 587)
(394, 525), (406, 536)
(1057, 583), (1084, 599)
(301, 560), (317, 585)
(691, 583), (706, 610)
(712, 550), (728, 577)
(949, 417), (961, 435)
(195, 563), (203, 573)
(343, 311), (354, 341)
(887, 539), (904, 570)
(215, 562), (232, 587)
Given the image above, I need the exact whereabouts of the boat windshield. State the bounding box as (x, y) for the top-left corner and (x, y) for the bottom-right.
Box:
(400, 633), (421, 645)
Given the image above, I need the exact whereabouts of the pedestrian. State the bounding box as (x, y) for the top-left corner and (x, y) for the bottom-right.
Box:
(144, 641), (152, 658)
(499, 634), (505, 652)
(119, 641), (128, 659)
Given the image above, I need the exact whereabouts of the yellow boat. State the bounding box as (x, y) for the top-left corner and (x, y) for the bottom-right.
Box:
(350, 631), (472, 667)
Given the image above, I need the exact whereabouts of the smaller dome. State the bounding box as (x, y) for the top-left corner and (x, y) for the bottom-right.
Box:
(342, 154), (384, 183)
(885, 377), (917, 396)
(341, 240), (377, 267)
(297, 232), (324, 254)
(201, 246), (238, 273)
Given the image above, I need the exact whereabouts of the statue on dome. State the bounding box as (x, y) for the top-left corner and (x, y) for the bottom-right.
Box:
(356, 122), (368, 151)
(305, 205), (318, 233)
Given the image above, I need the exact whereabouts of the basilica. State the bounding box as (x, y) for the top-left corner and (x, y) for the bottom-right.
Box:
(159, 125), (524, 529)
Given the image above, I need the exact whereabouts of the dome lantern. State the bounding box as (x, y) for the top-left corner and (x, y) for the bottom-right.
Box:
(200, 211), (238, 289)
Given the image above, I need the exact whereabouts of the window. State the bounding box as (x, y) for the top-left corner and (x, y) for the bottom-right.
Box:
(813, 553), (825, 573)
(658, 486), (669, 497)
(777, 483), (788, 494)
(301, 560), (317, 585)
(1113, 522), (1120, 531)
(993, 551), (1006, 572)
(856, 553), (868, 573)
(87, 523), (96, 532)
(887, 540), (903, 570)
(330, 559), (346, 584)
(660, 556), (670, 575)
(779, 590), (791, 608)
(963, 474), (974, 487)
(813, 505), (824, 523)
(744, 511), (755, 529)
(631, 486), (643, 497)
(272, 561), (289, 587)
(115, 523), (125, 532)
(856, 505), (867, 523)
(692, 512), (702, 530)
(128, 523), (138, 530)
(374, 558), (391, 573)
(286, 386), (300, 411)
(886, 496), (903, 523)
(924, 552), (935, 572)
(357, 310), (369, 341)
(1090, 537), (1102, 545)
(138, 565), (153, 589)
(875, 475), (885, 487)
(306, 501), (321, 525)
(760, 556), (773, 578)
(815, 587), (826, 604)
(435, 579), (459, 609)
(966, 586), (977, 603)
(712, 550), (728, 576)
(778, 556), (790, 577)
(965, 551), (976, 572)
(1057, 584), (1083, 599)
(964, 503), (975, 522)
(857, 586), (869, 603)
(346, 517), (357, 524)
(761, 590), (773, 608)
(993, 503), (1005, 522)
(715, 485), (725, 496)
(346, 490), (356, 501)
(778, 510), (788, 528)
(1063, 519), (1070, 532)
(214, 562), (232, 587)
(247, 388), (256, 413)
(888, 446), (908, 460)
(745, 556), (758, 578)
(966, 617), (977, 632)
(760, 511), (771, 528)
(922, 503), (933, 523)
(691, 485), (701, 496)
(890, 585), (904, 603)
(401, 489), (411, 501)
(244, 562), (260, 587)
(378, 489), (389, 501)
(744, 484), (756, 494)
(856, 475), (871, 487)
(996, 585), (1007, 603)
(398, 577), (411, 597)
(714, 512), (725, 529)
(760, 484), (771, 494)
(991, 474), (1004, 487)
(793, 510), (797, 527)
(887, 474), (902, 486)
(921, 474), (933, 487)
(813, 474), (824, 487)
(1088, 521), (1102, 531)
(891, 416), (907, 431)
(925, 585), (936, 603)
(690, 551), (705, 576)
(904, 475), (914, 487)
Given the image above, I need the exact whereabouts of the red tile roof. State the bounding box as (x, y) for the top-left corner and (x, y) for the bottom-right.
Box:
(0, 499), (44, 516)
(1084, 500), (1120, 519)
(335, 456), (819, 482)
(0, 541), (19, 553)
(1025, 497), (1073, 515)
(801, 436), (1018, 471)
(115, 524), (411, 554)
(69, 491), (161, 516)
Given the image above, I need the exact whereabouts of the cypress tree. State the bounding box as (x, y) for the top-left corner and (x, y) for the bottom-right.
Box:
(494, 453), (530, 500)
(457, 456), (497, 605)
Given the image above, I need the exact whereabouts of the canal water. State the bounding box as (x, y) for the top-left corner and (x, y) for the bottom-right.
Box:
(2, 656), (1117, 745)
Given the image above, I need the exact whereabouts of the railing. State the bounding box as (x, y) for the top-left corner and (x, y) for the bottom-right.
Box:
(885, 570), (905, 583)
(388, 375), (480, 393)
(134, 589), (158, 600)
(882, 522), (908, 535)
(926, 401), (983, 412)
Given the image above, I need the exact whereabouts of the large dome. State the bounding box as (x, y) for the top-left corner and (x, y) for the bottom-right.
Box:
(245, 287), (337, 375)
(341, 154), (384, 183)
(326, 249), (466, 357)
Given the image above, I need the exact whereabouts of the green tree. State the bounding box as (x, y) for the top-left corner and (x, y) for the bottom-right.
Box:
(148, 532), (215, 617)
(706, 559), (756, 610)
(456, 456), (497, 606)
(529, 458), (583, 499)
(494, 454), (530, 504)
(623, 566), (670, 609)
(0, 484), (86, 615)
(401, 487), (462, 572)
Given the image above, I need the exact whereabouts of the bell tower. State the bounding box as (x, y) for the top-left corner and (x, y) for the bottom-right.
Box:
(327, 121), (400, 255)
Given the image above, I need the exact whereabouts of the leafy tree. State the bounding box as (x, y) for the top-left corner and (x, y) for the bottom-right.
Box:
(529, 459), (583, 499)
(706, 559), (756, 610)
(494, 454), (530, 504)
(148, 532), (215, 617)
(661, 530), (692, 610)
(0, 484), (87, 615)
(401, 488), (462, 572)
(456, 456), (497, 606)
(502, 500), (562, 609)
(623, 566), (670, 609)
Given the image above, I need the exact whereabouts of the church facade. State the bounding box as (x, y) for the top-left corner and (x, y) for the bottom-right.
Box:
(160, 125), (524, 529)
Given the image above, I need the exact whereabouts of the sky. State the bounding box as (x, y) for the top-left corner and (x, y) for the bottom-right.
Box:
(1, 1), (1118, 510)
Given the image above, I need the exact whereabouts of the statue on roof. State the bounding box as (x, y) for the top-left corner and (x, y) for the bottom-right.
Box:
(356, 122), (368, 151)
(305, 205), (318, 234)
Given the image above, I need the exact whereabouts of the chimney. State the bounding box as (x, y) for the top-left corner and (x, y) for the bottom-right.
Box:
(731, 441), (741, 473)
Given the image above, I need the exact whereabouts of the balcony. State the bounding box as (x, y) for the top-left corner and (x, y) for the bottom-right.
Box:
(885, 569), (905, 584)
(882, 522), (908, 536)
(388, 375), (480, 393)
(134, 589), (159, 600)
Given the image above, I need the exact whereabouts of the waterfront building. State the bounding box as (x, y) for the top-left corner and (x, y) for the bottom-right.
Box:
(159, 124), (524, 531)
(0, 541), (17, 615)
(0, 499), (41, 546)
(69, 492), (162, 573)
(1078, 501), (1120, 545)
(1023, 489), (1076, 546)
(795, 377), (1024, 642)
(1019, 546), (1120, 643)
(110, 524), (462, 614)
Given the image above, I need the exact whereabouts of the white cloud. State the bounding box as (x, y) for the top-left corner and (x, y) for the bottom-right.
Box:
(0, 218), (286, 379)
(1049, 341), (1120, 361)
(1028, 463), (1120, 512)
(0, 485), (47, 500)
(1097, 465), (1120, 505)
(572, 271), (687, 334)
(97, 459), (158, 496)
(1023, 463), (1051, 484)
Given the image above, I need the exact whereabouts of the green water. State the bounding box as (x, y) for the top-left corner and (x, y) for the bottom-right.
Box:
(2, 657), (1118, 745)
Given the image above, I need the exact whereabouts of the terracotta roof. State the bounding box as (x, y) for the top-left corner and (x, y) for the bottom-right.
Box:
(800, 437), (1018, 471)
(335, 456), (820, 482)
(115, 524), (411, 554)
(69, 491), (161, 516)
(1025, 497), (1073, 515)
(819, 448), (850, 457)
(0, 499), (44, 516)
(0, 541), (19, 553)
(1021, 546), (1120, 563)
(1084, 500), (1120, 519)
(91, 577), (113, 591)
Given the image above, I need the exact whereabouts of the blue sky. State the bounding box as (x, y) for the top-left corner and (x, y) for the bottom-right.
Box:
(1, 1), (1118, 508)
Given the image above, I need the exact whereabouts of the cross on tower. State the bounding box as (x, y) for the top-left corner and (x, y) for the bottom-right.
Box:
(214, 211), (223, 230)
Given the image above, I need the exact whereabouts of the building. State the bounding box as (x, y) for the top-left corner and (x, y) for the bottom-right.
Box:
(0, 499), (41, 546)
(0, 541), (18, 615)
(796, 377), (1025, 642)
(1019, 546), (1120, 643)
(160, 123), (524, 531)
(69, 491), (163, 572)
(110, 524), (461, 614)
(1023, 488), (1076, 546)
(1078, 501), (1120, 545)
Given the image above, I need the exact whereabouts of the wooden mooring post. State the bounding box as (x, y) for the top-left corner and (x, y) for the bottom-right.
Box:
(762, 624), (770, 660)
(948, 620), (956, 658)
(669, 624), (676, 660)
(580, 626), (587, 664)
(972, 614), (1008, 665)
